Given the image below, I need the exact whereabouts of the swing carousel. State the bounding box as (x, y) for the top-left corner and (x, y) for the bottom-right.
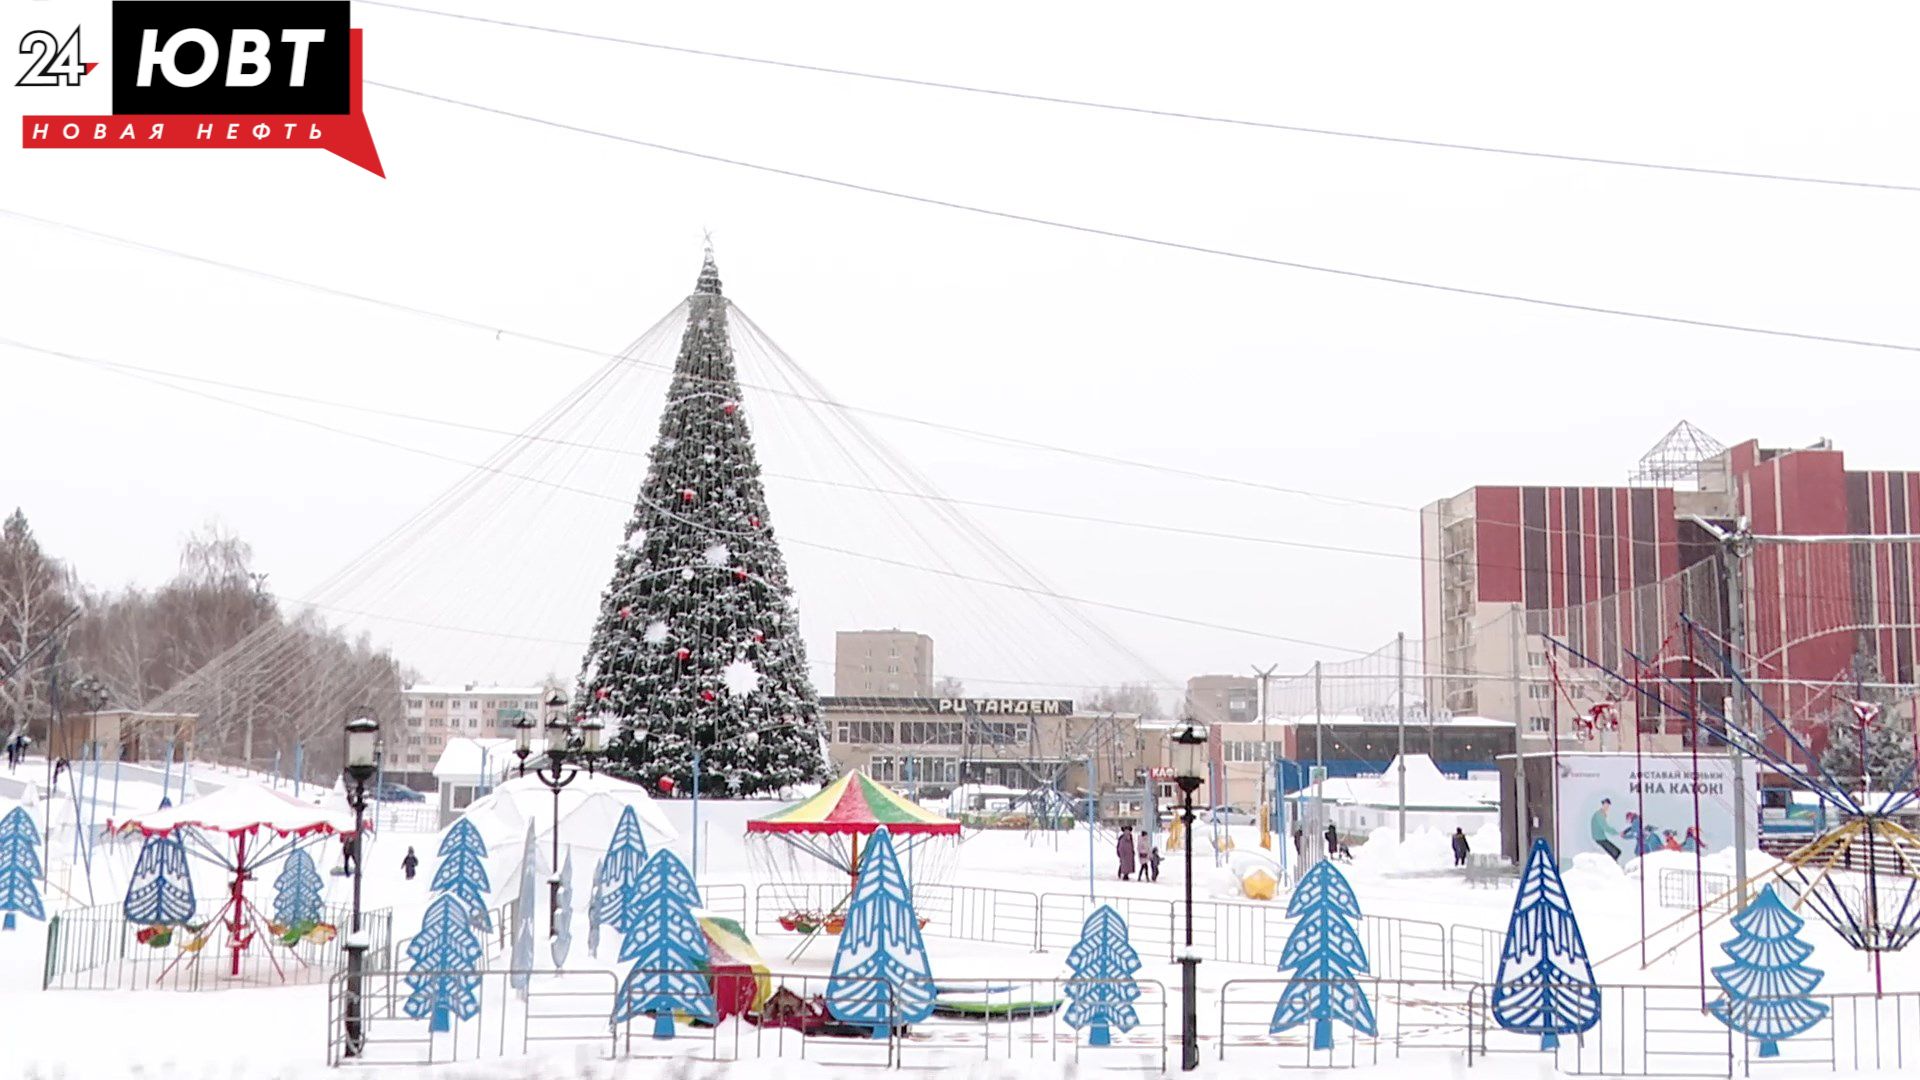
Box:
(745, 770), (960, 939)
(108, 781), (360, 984)
(1549, 616), (1920, 994)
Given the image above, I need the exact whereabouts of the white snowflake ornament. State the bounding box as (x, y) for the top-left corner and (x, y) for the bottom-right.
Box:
(721, 659), (762, 698)
(702, 543), (731, 568)
(644, 620), (670, 645)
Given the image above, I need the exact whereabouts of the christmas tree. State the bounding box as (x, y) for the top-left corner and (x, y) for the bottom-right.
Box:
(1064, 904), (1142, 1046)
(271, 848), (324, 930)
(123, 832), (195, 926)
(1269, 859), (1375, 1049)
(1818, 658), (1914, 794)
(431, 818), (492, 931)
(610, 849), (715, 1038)
(590, 805), (651, 957)
(575, 251), (830, 796)
(0, 806), (45, 930)
(404, 893), (485, 1032)
(826, 826), (936, 1037)
(1708, 885), (1828, 1057)
(1493, 839), (1602, 1050)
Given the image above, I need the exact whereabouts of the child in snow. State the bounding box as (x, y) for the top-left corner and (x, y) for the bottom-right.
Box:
(402, 846), (419, 880)
(1146, 845), (1162, 882)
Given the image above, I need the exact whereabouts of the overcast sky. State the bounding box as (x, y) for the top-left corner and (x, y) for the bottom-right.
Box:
(4, 1), (1917, 706)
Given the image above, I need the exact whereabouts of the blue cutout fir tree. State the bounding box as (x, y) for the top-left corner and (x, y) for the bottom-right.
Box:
(827, 826), (936, 1038)
(404, 893), (485, 1032)
(1707, 885), (1828, 1057)
(1269, 859), (1376, 1049)
(1064, 904), (1142, 1046)
(272, 848), (324, 929)
(431, 818), (492, 931)
(610, 849), (715, 1039)
(123, 831), (195, 926)
(1493, 839), (1602, 1050)
(552, 851), (574, 968)
(510, 819), (540, 994)
(590, 805), (650, 957)
(0, 806), (45, 931)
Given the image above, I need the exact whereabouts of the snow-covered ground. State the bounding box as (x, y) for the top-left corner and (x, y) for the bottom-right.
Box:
(1, 768), (1915, 1078)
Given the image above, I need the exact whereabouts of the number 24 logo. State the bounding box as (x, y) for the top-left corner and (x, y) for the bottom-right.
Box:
(18, 29), (90, 87)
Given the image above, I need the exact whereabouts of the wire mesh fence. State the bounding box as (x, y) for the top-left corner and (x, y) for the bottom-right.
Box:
(43, 900), (392, 991)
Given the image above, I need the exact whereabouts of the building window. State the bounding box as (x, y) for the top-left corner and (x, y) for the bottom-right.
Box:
(467, 717), (478, 728)
(834, 720), (896, 743)
(1528, 685), (1552, 699)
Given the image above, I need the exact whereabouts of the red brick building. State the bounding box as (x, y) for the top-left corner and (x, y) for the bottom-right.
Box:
(1422, 427), (1920, 761)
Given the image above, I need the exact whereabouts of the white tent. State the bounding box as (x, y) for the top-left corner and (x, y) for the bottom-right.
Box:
(443, 772), (678, 902)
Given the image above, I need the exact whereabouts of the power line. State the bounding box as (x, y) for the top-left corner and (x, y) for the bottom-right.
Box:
(359, 0), (1920, 195)
(365, 80), (1920, 355)
(0, 208), (1409, 514)
(9, 335), (1379, 657)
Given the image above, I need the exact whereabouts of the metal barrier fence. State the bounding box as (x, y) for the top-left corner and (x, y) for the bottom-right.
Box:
(701, 881), (749, 925)
(1220, 974), (1920, 1076)
(325, 965), (1163, 1071)
(1446, 923), (1502, 987)
(1659, 868), (1737, 915)
(392, 897), (518, 968)
(44, 900), (393, 991)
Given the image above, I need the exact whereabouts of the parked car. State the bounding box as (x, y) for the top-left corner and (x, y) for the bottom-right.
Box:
(373, 782), (426, 803)
(1203, 805), (1257, 826)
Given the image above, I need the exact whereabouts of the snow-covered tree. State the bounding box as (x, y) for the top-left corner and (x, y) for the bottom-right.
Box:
(1493, 839), (1602, 1050)
(404, 893), (484, 1033)
(1818, 659), (1914, 793)
(590, 805), (650, 956)
(1708, 885), (1827, 1057)
(827, 826), (935, 1037)
(271, 848), (324, 930)
(575, 252), (829, 796)
(0, 806), (45, 930)
(1064, 904), (1142, 1046)
(431, 818), (492, 930)
(123, 831), (195, 926)
(611, 849), (714, 1038)
(1269, 859), (1375, 1049)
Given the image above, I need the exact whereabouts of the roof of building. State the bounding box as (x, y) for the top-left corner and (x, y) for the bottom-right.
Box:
(432, 736), (543, 780)
(405, 684), (550, 697)
(1211, 712), (1514, 730)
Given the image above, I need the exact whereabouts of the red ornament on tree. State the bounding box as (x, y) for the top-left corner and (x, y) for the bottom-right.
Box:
(723, 401), (738, 416)
(594, 687), (610, 700)
(675, 647), (691, 661)
(658, 776), (675, 794)
(619, 605), (633, 620)
(701, 689), (717, 702)
(733, 568), (748, 581)
(680, 489), (696, 503)
(748, 515), (761, 528)
(752, 630), (766, 643)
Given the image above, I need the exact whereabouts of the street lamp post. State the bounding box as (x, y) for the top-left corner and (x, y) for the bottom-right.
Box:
(513, 691), (603, 937)
(1171, 719), (1208, 1072)
(341, 708), (379, 1059)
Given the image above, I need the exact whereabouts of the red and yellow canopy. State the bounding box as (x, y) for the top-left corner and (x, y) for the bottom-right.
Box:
(747, 770), (960, 836)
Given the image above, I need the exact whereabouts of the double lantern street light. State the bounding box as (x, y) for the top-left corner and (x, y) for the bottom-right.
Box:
(341, 708), (380, 1059)
(514, 690), (607, 937)
(1169, 718), (1208, 1073)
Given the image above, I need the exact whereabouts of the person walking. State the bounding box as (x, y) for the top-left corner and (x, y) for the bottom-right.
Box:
(1590, 798), (1624, 861)
(1146, 844), (1162, 882)
(401, 846), (419, 880)
(1324, 823), (1339, 858)
(1451, 827), (1471, 867)
(1116, 824), (1137, 881)
(1292, 827), (1305, 859)
(341, 832), (360, 876)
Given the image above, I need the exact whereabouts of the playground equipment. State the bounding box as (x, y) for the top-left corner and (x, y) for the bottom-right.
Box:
(108, 782), (357, 983)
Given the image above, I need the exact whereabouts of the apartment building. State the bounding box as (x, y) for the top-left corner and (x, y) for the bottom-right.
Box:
(394, 682), (563, 785)
(834, 629), (936, 697)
